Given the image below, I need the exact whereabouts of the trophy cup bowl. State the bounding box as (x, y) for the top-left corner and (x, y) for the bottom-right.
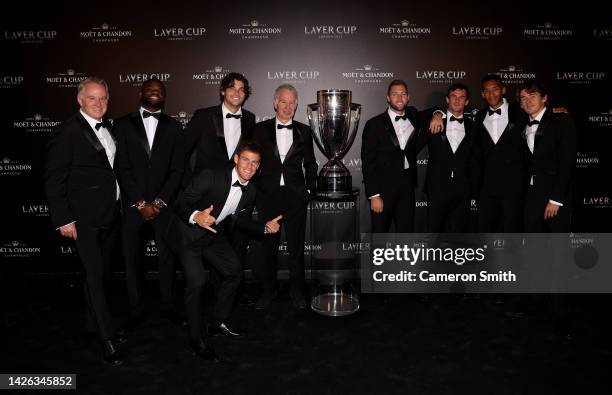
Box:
(307, 90), (361, 199)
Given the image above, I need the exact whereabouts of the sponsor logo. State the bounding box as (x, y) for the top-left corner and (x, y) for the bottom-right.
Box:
(415, 201), (428, 208)
(556, 71), (607, 85)
(342, 242), (370, 254)
(522, 22), (575, 40)
(118, 73), (171, 87)
(13, 114), (60, 134)
(45, 69), (88, 88)
(3, 29), (57, 44)
(80, 23), (133, 43)
(491, 65), (536, 85)
(304, 242), (323, 256)
(153, 26), (206, 41)
(587, 109), (612, 128)
(576, 152), (600, 169)
(593, 26), (612, 40)
(309, 200), (357, 214)
(379, 19), (432, 39)
(451, 25), (503, 40)
(21, 202), (49, 217)
(60, 244), (77, 256)
(266, 70), (319, 84)
(416, 70), (467, 84)
(342, 157), (362, 171)
(304, 24), (357, 39)
(0, 74), (24, 88)
(0, 240), (41, 258)
(228, 20), (282, 39)
(0, 157), (32, 176)
(342, 64), (394, 84)
(170, 110), (192, 127)
(582, 196), (611, 209)
(145, 239), (158, 257)
(192, 65), (231, 85)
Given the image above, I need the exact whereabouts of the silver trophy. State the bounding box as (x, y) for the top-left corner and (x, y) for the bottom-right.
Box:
(307, 90), (361, 199)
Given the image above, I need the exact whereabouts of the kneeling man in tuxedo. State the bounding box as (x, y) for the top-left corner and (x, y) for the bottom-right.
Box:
(165, 141), (282, 360)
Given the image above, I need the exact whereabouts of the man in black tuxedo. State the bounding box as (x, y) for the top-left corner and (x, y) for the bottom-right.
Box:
(252, 84), (318, 310)
(361, 79), (442, 233)
(518, 81), (576, 232)
(44, 77), (123, 366)
(183, 72), (256, 303)
(165, 142), (282, 360)
(472, 74), (528, 232)
(425, 83), (478, 232)
(183, 72), (256, 181)
(114, 78), (184, 329)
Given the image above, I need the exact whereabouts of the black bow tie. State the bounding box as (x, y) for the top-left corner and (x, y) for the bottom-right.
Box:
(143, 111), (161, 120)
(94, 120), (111, 130)
(226, 113), (241, 119)
(449, 116), (464, 123)
(232, 180), (247, 192)
(277, 124), (293, 130)
(395, 114), (408, 122)
(527, 119), (540, 127)
(488, 108), (502, 116)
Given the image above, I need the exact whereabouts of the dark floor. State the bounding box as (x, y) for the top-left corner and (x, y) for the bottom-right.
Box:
(3, 275), (612, 394)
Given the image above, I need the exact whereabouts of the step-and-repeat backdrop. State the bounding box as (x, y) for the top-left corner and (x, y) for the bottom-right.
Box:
(1, 2), (610, 274)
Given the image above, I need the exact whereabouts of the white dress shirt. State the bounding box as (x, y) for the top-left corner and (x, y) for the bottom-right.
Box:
(189, 168), (248, 225)
(445, 111), (465, 153)
(388, 108), (414, 169)
(139, 106), (160, 149)
(222, 104), (242, 159)
(483, 98), (509, 144)
(276, 118), (294, 186)
(80, 109), (120, 200)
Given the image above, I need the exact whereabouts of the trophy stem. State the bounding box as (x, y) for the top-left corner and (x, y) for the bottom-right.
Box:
(317, 159), (352, 199)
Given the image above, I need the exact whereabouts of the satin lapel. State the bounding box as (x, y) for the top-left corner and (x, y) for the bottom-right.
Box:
(383, 114), (400, 148)
(455, 117), (471, 154)
(130, 112), (151, 158)
(406, 110), (419, 143)
(284, 122), (301, 160)
(533, 109), (551, 152)
(212, 169), (232, 218)
(77, 112), (105, 153)
(213, 105), (228, 156)
(269, 120), (281, 162)
(151, 114), (168, 156)
(235, 182), (254, 213)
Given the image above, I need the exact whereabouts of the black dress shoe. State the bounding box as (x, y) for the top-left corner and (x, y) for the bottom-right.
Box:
(160, 309), (187, 326)
(190, 339), (220, 362)
(208, 322), (245, 338)
(290, 292), (307, 310)
(100, 340), (123, 366)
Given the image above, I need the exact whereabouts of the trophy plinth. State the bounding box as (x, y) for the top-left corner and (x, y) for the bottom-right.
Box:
(307, 90), (361, 200)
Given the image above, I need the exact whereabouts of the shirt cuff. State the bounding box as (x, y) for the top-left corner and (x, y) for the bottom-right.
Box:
(189, 211), (200, 224)
(368, 194), (380, 199)
(433, 110), (445, 118)
(549, 200), (563, 207)
(56, 221), (76, 231)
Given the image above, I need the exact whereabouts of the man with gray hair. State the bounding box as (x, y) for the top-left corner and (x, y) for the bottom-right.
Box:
(252, 84), (318, 309)
(45, 77), (124, 366)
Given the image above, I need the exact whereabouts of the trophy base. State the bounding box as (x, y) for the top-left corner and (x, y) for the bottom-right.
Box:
(316, 175), (352, 200)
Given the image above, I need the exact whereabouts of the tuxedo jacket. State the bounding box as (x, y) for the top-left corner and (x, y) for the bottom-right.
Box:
(251, 118), (317, 217)
(44, 112), (118, 229)
(424, 115), (478, 199)
(523, 110), (577, 205)
(183, 104), (256, 183)
(473, 102), (528, 197)
(361, 107), (431, 198)
(165, 168), (264, 251)
(114, 110), (184, 206)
